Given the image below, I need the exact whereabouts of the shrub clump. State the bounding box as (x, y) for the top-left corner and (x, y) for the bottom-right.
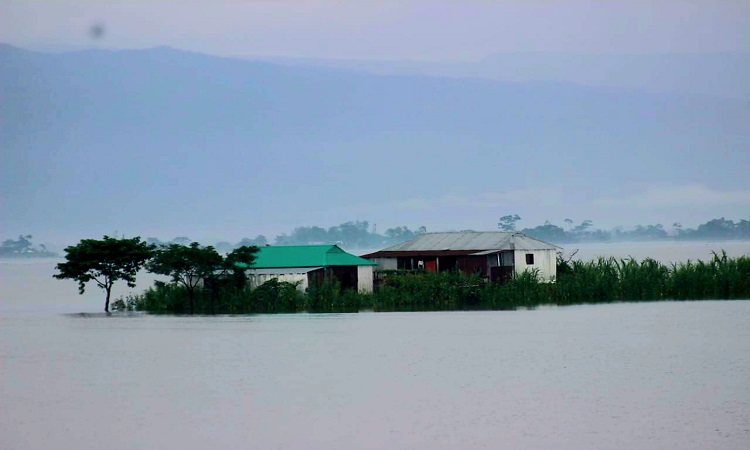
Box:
(126, 251), (750, 314)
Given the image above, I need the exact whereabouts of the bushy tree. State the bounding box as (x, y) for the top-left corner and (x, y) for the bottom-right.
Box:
(694, 218), (737, 239)
(522, 222), (571, 243)
(237, 235), (268, 247)
(223, 245), (260, 289)
(330, 221), (373, 247)
(145, 237), (165, 246)
(275, 226), (329, 245)
(498, 214), (521, 231)
(214, 241), (235, 254)
(147, 242), (223, 314)
(54, 236), (154, 312)
(384, 226), (416, 242)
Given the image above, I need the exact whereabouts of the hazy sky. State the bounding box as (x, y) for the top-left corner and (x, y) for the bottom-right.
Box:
(2, 1), (749, 60)
(2, 1), (749, 245)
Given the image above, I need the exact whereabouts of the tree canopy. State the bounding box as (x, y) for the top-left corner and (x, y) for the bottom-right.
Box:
(236, 235), (268, 247)
(53, 236), (154, 312)
(146, 243), (259, 313)
(224, 245), (259, 269)
(498, 214), (522, 231)
(274, 221), (427, 247)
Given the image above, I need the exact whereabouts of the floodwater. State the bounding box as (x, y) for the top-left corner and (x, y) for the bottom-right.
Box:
(2, 241), (750, 449)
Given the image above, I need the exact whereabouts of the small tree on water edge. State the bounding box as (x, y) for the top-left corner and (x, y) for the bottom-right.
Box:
(53, 236), (154, 313)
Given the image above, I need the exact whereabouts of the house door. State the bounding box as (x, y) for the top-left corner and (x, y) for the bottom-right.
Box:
(490, 266), (513, 283)
(425, 260), (437, 272)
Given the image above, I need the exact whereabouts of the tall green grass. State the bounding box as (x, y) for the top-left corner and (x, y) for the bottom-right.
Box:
(123, 252), (750, 314)
(553, 251), (750, 304)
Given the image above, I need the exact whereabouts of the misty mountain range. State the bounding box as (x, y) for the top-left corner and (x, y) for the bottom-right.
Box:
(1, 44), (748, 242)
(251, 52), (750, 99)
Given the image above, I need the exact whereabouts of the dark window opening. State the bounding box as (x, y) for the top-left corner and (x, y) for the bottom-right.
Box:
(525, 253), (535, 265)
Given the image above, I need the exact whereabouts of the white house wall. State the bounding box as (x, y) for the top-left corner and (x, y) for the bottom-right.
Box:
(248, 273), (309, 292)
(513, 249), (557, 282)
(357, 266), (374, 293)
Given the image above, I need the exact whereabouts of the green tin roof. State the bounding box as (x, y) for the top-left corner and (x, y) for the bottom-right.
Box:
(242, 245), (376, 269)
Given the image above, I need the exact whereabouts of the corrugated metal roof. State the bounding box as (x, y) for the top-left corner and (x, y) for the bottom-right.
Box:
(244, 245), (377, 269)
(469, 250), (508, 256)
(378, 232), (560, 252)
(247, 267), (322, 275)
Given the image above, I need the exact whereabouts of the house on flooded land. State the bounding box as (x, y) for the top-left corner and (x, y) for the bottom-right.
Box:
(362, 231), (560, 282)
(244, 245), (377, 293)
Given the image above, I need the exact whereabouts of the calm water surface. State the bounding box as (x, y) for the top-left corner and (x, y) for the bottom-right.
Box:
(2, 242), (750, 449)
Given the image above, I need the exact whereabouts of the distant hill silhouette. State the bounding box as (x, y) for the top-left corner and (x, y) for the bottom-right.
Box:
(1, 44), (748, 240)
(254, 51), (750, 99)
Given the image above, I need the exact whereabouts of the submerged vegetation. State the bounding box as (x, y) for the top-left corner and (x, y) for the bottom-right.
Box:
(121, 251), (750, 314)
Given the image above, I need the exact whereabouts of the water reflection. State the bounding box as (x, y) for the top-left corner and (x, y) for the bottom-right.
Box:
(2, 303), (749, 449)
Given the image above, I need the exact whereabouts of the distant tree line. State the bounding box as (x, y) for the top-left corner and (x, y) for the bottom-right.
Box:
(0, 234), (56, 257)
(499, 216), (750, 244)
(136, 216), (750, 253)
(275, 221), (426, 248)
(9, 215), (750, 263)
(144, 221), (427, 252)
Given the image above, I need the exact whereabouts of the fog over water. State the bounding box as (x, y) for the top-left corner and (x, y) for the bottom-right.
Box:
(1, 241), (750, 449)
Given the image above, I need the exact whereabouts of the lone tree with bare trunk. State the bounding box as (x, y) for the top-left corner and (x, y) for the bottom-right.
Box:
(54, 236), (154, 313)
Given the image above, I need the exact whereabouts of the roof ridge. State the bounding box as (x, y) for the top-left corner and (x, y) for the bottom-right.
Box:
(252, 244), (376, 268)
(266, 244), (336, 248)
(373, 230), (559, 252)
(421, 231), (514, 234)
